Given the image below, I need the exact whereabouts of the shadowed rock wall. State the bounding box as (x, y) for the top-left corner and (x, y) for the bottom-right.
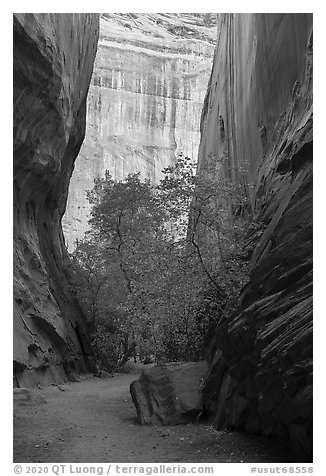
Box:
(63, 13), (216, 249)
(198, 14), (313, 460)
(13, 13), (99, 387)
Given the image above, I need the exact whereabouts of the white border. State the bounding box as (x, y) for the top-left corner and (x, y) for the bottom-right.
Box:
(4, 4), (324, 474)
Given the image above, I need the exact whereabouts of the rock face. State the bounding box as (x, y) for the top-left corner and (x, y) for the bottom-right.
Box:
(130, 361), (208, 425)
(197, 14), (313, 460)
(13, 14), (99, 387)
(62, 13), (216, 249)
(13, 388), (47, 406)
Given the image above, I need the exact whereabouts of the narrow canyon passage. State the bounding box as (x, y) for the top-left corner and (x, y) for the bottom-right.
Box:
(14, 372), (292, 463)
(13, 13), (313, 463)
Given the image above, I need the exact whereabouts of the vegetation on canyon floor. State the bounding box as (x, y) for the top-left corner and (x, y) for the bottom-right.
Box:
(67, 155), (261, 372)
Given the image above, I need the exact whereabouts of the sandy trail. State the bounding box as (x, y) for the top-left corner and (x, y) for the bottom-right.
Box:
(14, 373), (292, 463)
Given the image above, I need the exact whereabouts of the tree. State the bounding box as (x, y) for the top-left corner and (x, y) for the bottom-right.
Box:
(68, 155), (258, 370)
(69, 172), (174, 367)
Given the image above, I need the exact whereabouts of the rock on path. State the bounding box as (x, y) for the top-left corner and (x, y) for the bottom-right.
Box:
(14, 373), (292, 463)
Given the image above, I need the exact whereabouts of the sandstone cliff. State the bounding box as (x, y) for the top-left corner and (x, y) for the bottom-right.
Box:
(63, 13), (216, 249)
(13, 13), (99, 387)
(198, 14), (313, 460)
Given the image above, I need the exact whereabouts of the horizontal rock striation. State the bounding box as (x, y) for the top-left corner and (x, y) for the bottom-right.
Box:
(13, 13), (99, 387)
(63, 13), (216, 249)
(198, 14), (313, 460)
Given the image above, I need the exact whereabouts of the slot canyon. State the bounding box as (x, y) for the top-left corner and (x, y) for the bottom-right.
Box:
(13, 13), (313, 464)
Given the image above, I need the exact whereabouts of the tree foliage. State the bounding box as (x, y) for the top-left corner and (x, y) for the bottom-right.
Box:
(68, 154), (259, 371)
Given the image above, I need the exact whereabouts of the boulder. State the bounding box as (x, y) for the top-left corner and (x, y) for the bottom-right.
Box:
(130, 361), (208, 425)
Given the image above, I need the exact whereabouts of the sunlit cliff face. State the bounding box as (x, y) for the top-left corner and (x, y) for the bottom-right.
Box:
(62, 13), (217, 249)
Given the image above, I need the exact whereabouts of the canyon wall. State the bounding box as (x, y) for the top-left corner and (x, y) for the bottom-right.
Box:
(13, 13), (99, 387)
(63, 13), (216, 249)
(198, 14), (313, 460)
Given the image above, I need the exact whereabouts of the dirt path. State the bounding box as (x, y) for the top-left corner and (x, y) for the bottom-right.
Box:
(14, 373), (292, 463)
